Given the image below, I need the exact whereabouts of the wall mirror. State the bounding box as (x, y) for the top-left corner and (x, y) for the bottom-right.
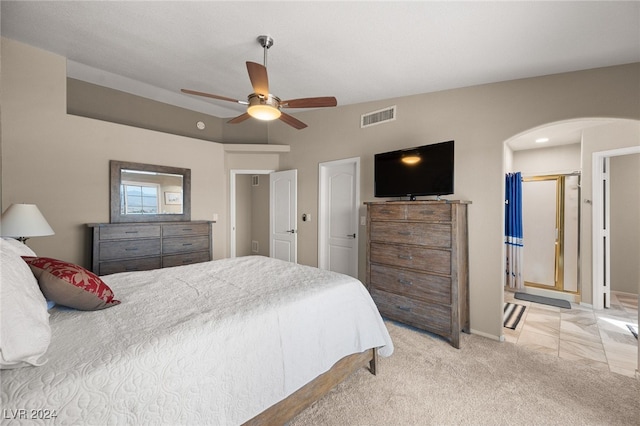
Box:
(110, 160), (191, 223)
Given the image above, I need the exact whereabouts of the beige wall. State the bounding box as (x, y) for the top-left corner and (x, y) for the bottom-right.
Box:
(2, 37), (639, 340)
(67, 78), (226, 143)
(235, 174), (253, 256)
(232, 172), (271, 257)
(610, 153), (640, 295)
(251, 174), (270, 257)
(269, 64), (640, 340)
(68, 77), (271, 144)
(512, 143), (581, 176)
(580, 121), (640, 304)
(0, 38), (281, 267)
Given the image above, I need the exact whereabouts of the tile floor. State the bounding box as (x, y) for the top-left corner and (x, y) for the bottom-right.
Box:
(504, 290), (639, 378)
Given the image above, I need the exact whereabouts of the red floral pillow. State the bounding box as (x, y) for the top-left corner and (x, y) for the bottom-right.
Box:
(22, 257), (120, 311)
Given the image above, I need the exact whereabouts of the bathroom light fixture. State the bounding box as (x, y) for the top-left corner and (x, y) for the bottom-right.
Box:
(0, 203), (55, 243)
(535, 137), (550, 143)
(247, 94), (282, 121)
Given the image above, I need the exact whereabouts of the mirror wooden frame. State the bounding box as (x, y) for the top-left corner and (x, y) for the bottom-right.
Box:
(110, 160), (191, 223)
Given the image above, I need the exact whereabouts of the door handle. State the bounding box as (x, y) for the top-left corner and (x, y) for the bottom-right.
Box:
(285, 229), (297, 234)
(347, 233), (356, 238)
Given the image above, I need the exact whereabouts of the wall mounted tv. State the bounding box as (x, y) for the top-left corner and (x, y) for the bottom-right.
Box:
(374, 140), (454, 200)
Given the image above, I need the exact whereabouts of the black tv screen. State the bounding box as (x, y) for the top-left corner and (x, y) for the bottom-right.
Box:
(374, 140), (454, 199)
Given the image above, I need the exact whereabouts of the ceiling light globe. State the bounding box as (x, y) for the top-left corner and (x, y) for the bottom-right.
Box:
(247, 94), (282, 121)
(248, 104), (282, 121)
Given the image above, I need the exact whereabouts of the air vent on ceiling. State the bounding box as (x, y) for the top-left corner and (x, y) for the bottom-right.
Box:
(361, 105), (396, 128)
(252, 175), (259, 186)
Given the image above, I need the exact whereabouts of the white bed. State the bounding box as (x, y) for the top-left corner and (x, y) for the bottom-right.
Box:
(0, 252), (393, 425)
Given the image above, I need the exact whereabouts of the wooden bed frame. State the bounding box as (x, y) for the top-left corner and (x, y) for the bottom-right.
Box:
(244, 347), (378, 425)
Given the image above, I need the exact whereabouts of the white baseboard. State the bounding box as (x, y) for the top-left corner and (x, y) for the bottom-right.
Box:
(470, 328), (502, 342)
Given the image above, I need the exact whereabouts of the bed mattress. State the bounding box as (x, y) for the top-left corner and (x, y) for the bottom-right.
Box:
(1, 256), (393, 425)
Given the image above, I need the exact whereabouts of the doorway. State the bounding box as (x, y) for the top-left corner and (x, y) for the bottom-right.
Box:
(592, 146), (640, 309)
(522, 173), (580, 299)
(230, 169), (273, 258)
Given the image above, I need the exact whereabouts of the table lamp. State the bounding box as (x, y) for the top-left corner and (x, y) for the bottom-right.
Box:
(0, 203), (55, 243)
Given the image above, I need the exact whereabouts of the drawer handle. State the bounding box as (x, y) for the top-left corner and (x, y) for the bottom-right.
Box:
(398, 254), (413, 260)
(125, 248), (139, 251)
(125, 267), (140, 271)
(182, 259), (194, 264)
(397, 306), (411, 312)
(398, 279), (412, 286)
(182, 228), (193, 231)
(182, 243), (193, 246)
(398, 231), (412, 236)
(125, 231), (139, 234)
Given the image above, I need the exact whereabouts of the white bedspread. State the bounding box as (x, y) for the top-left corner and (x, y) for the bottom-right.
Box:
(1, 256), (393, 425)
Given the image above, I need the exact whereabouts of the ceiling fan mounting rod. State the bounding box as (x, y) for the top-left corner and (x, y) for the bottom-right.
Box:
(257, 35), (274, 68)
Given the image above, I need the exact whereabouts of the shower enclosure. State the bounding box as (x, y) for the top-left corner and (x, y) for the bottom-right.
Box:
(522, 174), (580, 298)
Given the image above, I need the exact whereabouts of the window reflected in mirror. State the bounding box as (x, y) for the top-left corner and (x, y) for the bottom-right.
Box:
(110, 160), (191, 223)
(120, 169), (183, 215)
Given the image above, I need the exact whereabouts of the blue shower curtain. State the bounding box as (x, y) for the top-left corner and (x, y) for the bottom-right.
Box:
(505, 172), (524, 289)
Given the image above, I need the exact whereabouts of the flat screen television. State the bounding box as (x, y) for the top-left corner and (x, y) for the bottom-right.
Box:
(374, 140), (454, 200)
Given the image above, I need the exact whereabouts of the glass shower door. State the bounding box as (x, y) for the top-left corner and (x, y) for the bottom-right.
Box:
(522, 174), (580, 294)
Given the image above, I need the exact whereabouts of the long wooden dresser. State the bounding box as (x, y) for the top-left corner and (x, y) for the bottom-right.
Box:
(365, 200), (470, 348)
(88, 221), (213, 276)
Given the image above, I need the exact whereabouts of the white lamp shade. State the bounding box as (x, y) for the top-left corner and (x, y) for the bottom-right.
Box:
(0, 204), (55, 238)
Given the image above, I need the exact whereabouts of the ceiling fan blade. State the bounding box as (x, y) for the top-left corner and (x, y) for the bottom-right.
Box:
(279, 112), (308, 130)
(181, 88), (244, 104)
(281, 97), (338, 108)
(227, 112), (251, 124)
(246, 61), (269, 97)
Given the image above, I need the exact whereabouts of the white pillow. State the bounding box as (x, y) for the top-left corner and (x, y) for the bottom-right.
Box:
(0, 245), (50, 369)
(0, 237), (37, 257)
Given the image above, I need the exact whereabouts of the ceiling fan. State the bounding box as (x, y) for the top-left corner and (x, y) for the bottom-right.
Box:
(181, 35), (337, 130)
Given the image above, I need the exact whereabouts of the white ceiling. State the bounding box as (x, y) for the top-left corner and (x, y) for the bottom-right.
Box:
(2, 1), (639, 148)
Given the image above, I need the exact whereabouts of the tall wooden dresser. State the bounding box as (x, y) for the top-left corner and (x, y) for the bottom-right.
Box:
(365, 200), (470, 348)
(88, 221), (213, 276)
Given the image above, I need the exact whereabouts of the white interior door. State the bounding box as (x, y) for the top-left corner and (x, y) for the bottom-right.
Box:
(270, 169), (297, 263)
(318, 158), (360, 278)
(593, 145), (640, 311)
(600, 157), (612, 308)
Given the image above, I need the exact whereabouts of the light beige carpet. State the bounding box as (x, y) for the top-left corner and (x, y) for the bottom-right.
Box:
(291, 321), (639, 425)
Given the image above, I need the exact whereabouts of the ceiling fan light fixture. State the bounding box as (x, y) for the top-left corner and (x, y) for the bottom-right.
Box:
(247, 93), (281, 121)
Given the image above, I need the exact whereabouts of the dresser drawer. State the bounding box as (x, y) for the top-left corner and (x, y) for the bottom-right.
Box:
(99, 225), (161, 240)
(163, 251), (211, 268)
(162, 222), (210, 237)
(162, 235), (210, 254)
(370, 222), (451, 247)
(369, 204), (406, 220)
(406, 204), (451, 221)
(370, 242), (451, 275)
(99, 257), (161, 275)
(370, 264), (451, 305)
(370, 289), (451, 336)
(100, 239), (161, 261)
